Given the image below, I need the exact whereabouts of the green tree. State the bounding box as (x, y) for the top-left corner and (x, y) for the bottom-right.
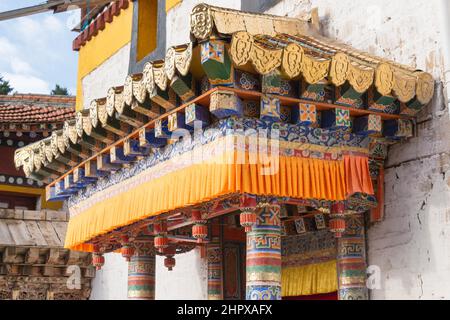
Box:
(0, 76), (13, 95)
(51, 84), (70, 96)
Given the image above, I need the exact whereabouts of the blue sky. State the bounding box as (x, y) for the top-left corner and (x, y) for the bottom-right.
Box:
(0, 1), (79, 95)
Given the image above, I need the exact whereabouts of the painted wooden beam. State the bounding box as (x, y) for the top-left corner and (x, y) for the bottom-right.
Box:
(124, 138), (148, 157)
(210, 90), (243, 119)
(200, 39), (234, 87)
(321, 108), (352, 130)
(185, 103), (210, 128)
(292, 102), (318, 126)
(110, 145), (137, 164)
(96, 153), (122, 172)
(383, 119), (414, 140)
(260, 95), (281, 122)
(170, 73), (196, 103)
(131, 100), (163, 119)
(353, 114), (382, 136)
(139, 128), (166, 148)
(155, 119), (172, 139)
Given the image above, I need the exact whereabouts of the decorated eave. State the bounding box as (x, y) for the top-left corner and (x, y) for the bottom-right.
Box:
(14, 4), (434, 252)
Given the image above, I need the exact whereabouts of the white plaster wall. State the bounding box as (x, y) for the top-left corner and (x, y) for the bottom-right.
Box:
(81, 43), (131, 109)
(90, 253), (129, 300)
(156, 249), (208, 300)
(269, 0), (450, 300)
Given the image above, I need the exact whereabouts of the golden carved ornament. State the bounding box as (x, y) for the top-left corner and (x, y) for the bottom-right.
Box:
(56, 131), (66, 155)
(14, 148), (30, 169)
(44, 141), (54, 163)
(393, 72), (416, 103)
(33, 148), (43, 172)
(175, 43), (193, 77)
(230, 32), (254, 67)
(165, 47), (176, 80)
(301, 55), (330, 84)
(75, 112), (85, 137)
(133, 78), (147, 104)
(106, 87), (116, 117)
(23, 153), (32, 177)
(190, 3), (213, 41)
(153, 63), (168, 91)
(63, 121), (71, 146)
(97, 100), (109, 126)
(250, 43), (283, 75)
(90, 100), (100, 128)
(348, 63), (375, 94)
(329, 53), (350, 87)
(66, 121), (78, 145)
(50, 132), (59, 157)
(123, 76), (134, 106)
(416, 72), (435, 105)
(281, 43), (304, 79)
(375, 63), (394, 96)
(114, 91), (125, 115)
(82, 113), (93, 136)
(142, 62), (157, 97)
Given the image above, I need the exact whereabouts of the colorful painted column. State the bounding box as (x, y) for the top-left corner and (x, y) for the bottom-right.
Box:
(336, 213), (368, 300)
(245, 203), (282, 300)
(127, 242), (156, 300)
(207, 238), (223, 300)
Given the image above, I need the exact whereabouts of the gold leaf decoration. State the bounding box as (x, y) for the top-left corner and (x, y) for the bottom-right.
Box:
(133, 78), (147, 104)
(14, 148), (30, 169)
(393, 73), (416, 103)
(75, 112), (85, 137)
(301, 55), (330, 84)
(230, 31), (254, 67)
(82, 113), (93, 136)
(153, 63), (168, 91)
(97, 100), (109, 126)
(106, 87), (116, 117)
(51, 132), (60, 157)
(348, 63), (375, 94)
(90, 100), (99, 128)
(175, 43), (193, 76)
(329, 53), (350, 87)
(123, 76), (134, 106)
(281, 43), (304, 79)
(33, 148), (43, 172)
(375, 63), (394, 96)
(416, 72), (435, 105)
(142, 62), (156, 97)
(190, 4), (213, 41)
(114, 91), (125, 115)
(44, 141), (54, 163)
(250, 43), (283, 75)
(165, 47), (176, 80)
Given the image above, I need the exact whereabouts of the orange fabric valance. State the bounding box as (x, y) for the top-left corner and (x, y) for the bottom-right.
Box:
(65, 151), (373, 252)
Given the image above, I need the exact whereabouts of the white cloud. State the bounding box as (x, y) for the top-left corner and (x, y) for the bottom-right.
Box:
(43, 15), (64, 31)
(4, 72), (50, 94)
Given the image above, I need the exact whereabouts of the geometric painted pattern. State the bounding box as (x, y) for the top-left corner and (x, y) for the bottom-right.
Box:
(246, 204), (282, 300)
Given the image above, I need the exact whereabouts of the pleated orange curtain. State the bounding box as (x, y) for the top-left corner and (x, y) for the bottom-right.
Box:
(65, 152), (373, 252)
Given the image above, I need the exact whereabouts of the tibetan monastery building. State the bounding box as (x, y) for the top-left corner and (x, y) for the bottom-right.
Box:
(13, 0), (450, 300)
(1, 94), (93, 300)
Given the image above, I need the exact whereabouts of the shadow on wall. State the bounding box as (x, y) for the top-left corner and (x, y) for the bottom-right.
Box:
(368, 86), (450, 300)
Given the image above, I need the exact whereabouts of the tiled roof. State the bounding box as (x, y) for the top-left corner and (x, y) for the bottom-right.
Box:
(0, 94), (75, 124)
(72, 0), (131, 51)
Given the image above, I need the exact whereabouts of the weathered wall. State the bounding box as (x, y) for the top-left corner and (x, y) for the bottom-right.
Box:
(265, 0), (450, 300)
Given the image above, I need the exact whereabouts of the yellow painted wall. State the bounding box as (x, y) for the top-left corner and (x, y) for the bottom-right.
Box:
(137, 0), (158, 61)
(166, 0), (182, 12)
(0, 184), (63, 210)
(75, 2), (134, 111)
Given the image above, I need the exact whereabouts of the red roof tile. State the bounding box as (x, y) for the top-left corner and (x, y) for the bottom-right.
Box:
(0, 94), (75, 125)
